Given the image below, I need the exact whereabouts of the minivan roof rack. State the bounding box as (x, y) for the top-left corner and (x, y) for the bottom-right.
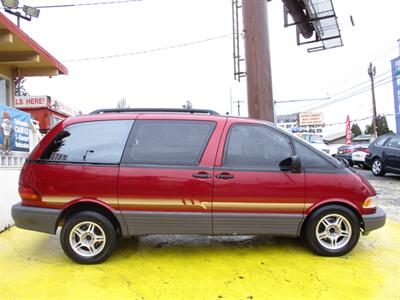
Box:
(89, 108), (220, 116)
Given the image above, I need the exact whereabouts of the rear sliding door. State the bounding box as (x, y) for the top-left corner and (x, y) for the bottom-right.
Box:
(118, 119), (217, 235)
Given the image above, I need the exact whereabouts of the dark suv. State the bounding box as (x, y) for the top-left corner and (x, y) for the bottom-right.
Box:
(365, 133), (400, 176)
(12, 109), (386, 264)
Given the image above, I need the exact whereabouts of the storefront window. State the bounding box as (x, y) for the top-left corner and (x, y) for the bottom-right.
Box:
(0, 77), (10, 105)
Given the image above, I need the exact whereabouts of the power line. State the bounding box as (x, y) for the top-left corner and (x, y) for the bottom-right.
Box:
(22, 0), (143, 9)
(292, 64), (397, 112)
(303, 42), (398, 98)
(323, 112), (399, 128)
(303, 74), (395, 112)
(63, 34), (231, 62)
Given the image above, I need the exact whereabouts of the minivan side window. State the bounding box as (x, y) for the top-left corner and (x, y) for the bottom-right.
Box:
(122, 120), (216, 165)
(223, 124), (292, 167)
(293, 140), (333, 168)
(41, 120), (133, 164)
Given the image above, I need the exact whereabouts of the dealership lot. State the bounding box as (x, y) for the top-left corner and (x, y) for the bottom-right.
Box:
(1, 171), (399, 300)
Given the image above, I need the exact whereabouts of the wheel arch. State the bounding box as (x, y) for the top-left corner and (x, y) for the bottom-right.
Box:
(56, 201), (123, 236)
(300, 201), (364, 236)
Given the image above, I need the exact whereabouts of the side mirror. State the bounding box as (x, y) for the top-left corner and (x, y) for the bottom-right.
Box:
(279, 155), (301, 173)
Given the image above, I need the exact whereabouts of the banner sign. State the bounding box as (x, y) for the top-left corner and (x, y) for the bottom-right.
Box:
(15, 95), (48, 108)
(0, 104), (31, 153)
(299, 112), (323, 126)
(392, 57), (400, 134)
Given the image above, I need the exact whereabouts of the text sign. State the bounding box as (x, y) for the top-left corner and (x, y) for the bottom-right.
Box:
(15, 96), (48, 108)
(299, 112), (323, 126)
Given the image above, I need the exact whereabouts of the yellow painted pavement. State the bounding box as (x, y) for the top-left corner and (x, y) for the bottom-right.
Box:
(1, 221), (399, 300)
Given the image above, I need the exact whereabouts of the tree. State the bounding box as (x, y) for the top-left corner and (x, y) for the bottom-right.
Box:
(365, 124), (373, 135)
(182, 101), (193, 109)
(365, 115), (392, 136)
(376, 115), (392, 136)
(351, 123), (362, 137)
(15, 78), (29, 96)
(116, 97), (129, 109)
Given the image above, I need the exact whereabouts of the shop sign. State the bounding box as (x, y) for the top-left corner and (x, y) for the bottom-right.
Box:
(299, 112), (323, 126)
(15, 95), (48, 108)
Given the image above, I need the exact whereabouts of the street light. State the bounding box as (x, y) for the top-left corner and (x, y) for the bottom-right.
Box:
(23, 5), (40, 18)
(1, 0), (18, 9)
(1, 0), (40, 27)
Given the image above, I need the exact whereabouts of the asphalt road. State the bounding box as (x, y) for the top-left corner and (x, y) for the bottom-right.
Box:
(353, 166), (400, 181)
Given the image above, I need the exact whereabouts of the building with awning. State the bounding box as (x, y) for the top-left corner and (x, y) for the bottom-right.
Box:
(0, 12), (68, 107)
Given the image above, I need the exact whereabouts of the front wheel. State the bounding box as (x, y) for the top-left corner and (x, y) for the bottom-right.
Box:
(304, 205), (360, 256)
(60, 211), (117, 264)
(372, 158), (385, 176)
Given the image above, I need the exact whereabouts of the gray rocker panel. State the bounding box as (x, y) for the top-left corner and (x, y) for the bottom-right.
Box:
(120, 211), (304, 237)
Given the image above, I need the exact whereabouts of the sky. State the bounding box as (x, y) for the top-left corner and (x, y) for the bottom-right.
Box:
(7, 0), (400, 135)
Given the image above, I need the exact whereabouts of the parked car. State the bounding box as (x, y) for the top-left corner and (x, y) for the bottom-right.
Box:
(12, 108), (385, 264)
(351, 144), (370, 169)
(365, 133), (400, 176)
(335, 145), (356, 166)
(298, 133), (331, 154)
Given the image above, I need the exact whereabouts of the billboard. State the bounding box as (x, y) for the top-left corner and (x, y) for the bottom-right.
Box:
(299, 112), (323, 126)
(0, 104), (31, 153)
(392, 56), (400, 134)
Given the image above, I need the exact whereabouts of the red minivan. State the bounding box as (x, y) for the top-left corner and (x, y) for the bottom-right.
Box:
(12, 109), (386, 264)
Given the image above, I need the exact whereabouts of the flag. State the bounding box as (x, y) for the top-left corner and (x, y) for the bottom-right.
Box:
(345, 115), (351, 145)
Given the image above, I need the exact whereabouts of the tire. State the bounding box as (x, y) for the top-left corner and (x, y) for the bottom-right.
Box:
(304, 205), (360, 256)
(60, 211), (117, 264)
(371, 158), (385, 176)
(348, 160), (354, 167)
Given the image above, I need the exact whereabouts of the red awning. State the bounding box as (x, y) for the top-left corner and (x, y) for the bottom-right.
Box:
(0, 13), (68, 77)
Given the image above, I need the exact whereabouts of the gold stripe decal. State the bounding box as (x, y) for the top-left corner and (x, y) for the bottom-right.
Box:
(42, 196), (312, 211)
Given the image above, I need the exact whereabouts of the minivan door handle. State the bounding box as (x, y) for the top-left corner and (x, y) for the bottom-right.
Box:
(192, 172), (212, 179)
(216, 172), (235, 180)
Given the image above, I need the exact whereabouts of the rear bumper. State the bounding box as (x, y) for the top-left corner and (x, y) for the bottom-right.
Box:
(362, 207), (386, 235)
(11, 203), (61, 234)
(364, 155), (373, 167)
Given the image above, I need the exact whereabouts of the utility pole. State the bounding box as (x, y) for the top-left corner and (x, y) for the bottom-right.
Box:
(233, 100), (244, 116)
(368, 62), (378, 137)
(242, 0), (274, 122)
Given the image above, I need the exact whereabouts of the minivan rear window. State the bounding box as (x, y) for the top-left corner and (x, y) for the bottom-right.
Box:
(41, 120), (133, 164)
(122, 120), (216, 165)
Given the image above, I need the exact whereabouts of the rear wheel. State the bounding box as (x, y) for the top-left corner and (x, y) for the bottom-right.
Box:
(371, 158), (385, 176)
(60, 211), (117, 264)
(304, 205), (360, 256)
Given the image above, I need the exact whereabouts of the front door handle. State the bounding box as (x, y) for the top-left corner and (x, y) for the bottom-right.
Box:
(216, 172), (235, 180)
(192, 172), (212, 179)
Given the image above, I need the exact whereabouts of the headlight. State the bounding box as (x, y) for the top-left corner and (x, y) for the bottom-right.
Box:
(363, 195), (378, 208)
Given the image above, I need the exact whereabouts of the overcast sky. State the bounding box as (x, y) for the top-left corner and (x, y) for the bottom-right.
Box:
(10, 0), (400, 134)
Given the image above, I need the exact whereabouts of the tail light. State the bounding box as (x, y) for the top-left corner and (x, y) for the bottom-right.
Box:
(18, 185), (41, 202)
(343, 149), (353, 153)
(363, 148), (369, 153)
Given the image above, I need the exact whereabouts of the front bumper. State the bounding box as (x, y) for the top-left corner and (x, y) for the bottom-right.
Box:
(362, 207), (386, 235)
(12, 203), (61, 234)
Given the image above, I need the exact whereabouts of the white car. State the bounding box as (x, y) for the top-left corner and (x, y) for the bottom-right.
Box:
(351, 144), (370, 169)
(298, 133), (331, 154)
